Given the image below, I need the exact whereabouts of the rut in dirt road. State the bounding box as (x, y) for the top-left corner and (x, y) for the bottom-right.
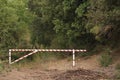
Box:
(20, 69), (108, 80)
(53, 69), (109, 80)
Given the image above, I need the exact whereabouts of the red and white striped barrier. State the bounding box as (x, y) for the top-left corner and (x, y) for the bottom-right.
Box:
(9, 49), (86, 52)
(9, 49), (87, 66)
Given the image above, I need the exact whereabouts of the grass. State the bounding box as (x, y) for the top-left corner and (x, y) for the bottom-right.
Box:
(11, 52), (63, 69)
(0, 59), (13, 73)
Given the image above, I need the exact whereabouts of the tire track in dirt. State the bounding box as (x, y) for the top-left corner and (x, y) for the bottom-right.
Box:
(54, 69), (108, 80)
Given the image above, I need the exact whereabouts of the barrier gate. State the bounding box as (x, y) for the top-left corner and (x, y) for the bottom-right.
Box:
(9, 49), (87, 66)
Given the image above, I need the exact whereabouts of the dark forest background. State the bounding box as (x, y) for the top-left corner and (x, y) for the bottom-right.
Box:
(0, 0), (120, 57)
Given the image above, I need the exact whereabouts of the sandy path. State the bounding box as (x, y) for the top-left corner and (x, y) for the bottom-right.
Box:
(0, 68), (108, 80)
(0, 54), (116, 80)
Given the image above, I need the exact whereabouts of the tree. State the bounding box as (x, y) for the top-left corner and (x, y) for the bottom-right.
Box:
(29, 0), (97, 49)
(0, 0), (33, 54)
(86, 0), (120, 47)
(52, 0), (96, 49)
(29, 0), (57, 48)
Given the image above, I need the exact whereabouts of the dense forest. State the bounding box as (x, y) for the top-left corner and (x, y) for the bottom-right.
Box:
(0, 0), (120, 57)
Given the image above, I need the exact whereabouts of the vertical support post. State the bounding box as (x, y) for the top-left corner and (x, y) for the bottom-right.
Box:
(73, 49), (75, 67)
(9, 49), (11, 64)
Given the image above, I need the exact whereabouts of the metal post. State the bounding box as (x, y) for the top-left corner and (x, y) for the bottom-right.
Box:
(9, 50), (11, 64)
(73, 49), (75, 67)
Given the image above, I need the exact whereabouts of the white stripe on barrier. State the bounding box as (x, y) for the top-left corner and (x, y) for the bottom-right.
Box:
(73, 49), (75, 67)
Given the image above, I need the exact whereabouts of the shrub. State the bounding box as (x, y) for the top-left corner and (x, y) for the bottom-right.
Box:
(0, 60), (3, 72)
(116, 63), (120, 70)
(115, 71), (120, 79)
(115, 63), (120, 79)
(99, 53), (112, 67)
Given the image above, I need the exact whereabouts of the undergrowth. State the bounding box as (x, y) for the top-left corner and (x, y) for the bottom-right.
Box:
(115, 63), (120, 79)
(99, 48), (112, 67)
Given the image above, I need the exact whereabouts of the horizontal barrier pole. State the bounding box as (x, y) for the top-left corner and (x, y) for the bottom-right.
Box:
(9, 49), (87, 52)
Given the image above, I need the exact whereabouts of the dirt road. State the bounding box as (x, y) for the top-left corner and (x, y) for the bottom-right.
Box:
(0, 55), (116, 80)
(0, 68), (108, 80)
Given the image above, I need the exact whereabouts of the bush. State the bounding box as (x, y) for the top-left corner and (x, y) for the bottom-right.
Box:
(32, 52), (63, 63)
(115, 63), (120, 79)
(0, 60), (3, 72)
(0, 64), (3, 71)
(115, 71), (120, 79)
(116, 63), (120, 70)
(99, 53), (112, 67)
